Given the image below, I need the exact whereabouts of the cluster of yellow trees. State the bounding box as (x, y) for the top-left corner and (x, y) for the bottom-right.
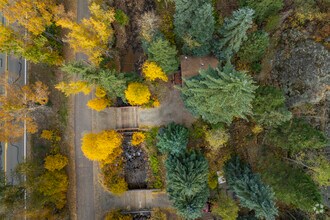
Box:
(81, 130), (128, 194)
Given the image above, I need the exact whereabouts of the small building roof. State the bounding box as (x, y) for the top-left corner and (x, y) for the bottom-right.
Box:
(180, 55), (219, 79)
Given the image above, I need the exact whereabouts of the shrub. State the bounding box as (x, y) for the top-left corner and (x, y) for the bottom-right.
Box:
(166, 151), (209, 219)
(208, 171), (218, 189)
(55, 81), (91, 96)
(265, 15), (281, 32)
(104, 210), (132, 220)
(260, 158), (321, 212)
(174, 0), (215, 56)
(44, 154), (68, 171)
(212, 193), (239, 220)
(115, 9), (129, 26)
(224, 157), (278, 220)
(125, 82), (151, 106)
(142, 61), (168, 82)
(237, 31), (269, 63)
(252, 86), (292, 128)
(147, 38), (179, 74)
(311, 156), (330, 186)
(156, 122), (189, 155)
(213, 8), (254, 60)
(205, 127), (229, 150)
(81, 130), (123, 161)
(266, 119), (328, 152)
(37, 171), (68, 209)
(238, 0), (284, 23)
(87, 97), (110, 111)
(131, 132), (146, 146)
(95, 86), (107, 98)
(150, 208), (167, 220)
(181, 63), (257, 125)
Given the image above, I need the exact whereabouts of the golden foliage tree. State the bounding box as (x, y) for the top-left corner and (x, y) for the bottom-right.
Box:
(0, 79), (49, 142)
(142, 61), (168, 82)
(125, 82), (151, 106)
(55, 81), (91, 96)
(57, 3), (115, 65)
(44, 154), (68, 172)
(81, 130), (123, 161)
(87, 97), (110, 112)
(131, 132), (145, 146)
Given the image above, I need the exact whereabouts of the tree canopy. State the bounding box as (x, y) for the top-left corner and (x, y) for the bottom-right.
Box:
(165, 151), (209, 220)
(156, 122), (189, 155)
(174, 0), (215, 56)
(181, 63), (257, 125)
(224, 157), (278, 220)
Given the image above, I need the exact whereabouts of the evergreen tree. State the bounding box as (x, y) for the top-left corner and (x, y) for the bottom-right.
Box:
(156, 122), (189, 155)
(238, 0), (283, 23)
(212, 8), (254, 60)
(147, 37), (179, 74)
(181, 63), (257, 125)
(166, 151), (209, 220)
(174, 0), (215, 56)
(252, 86), (292, 127)
(266, 118), (328, 152)
(238, 31), (270, 63)
(260, 158), (321, 212)
(224, 157), (278, 220)
(61, 62), (136, 102)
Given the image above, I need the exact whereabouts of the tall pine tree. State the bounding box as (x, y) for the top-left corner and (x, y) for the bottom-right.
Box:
(166, 151), (209, 220)
(181, 63), (257, 125)
(174, 0), (215, 56)
(224, 157), (278, 220)
(156, 122), (189, 155)
(212, 8), (254, 60)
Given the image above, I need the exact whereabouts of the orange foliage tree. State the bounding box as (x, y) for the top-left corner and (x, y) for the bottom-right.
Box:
(142, 61), (168, 82)
(57, 3), (115, 65)
(81, 130), (123, 161)
(55, 81), (91, 96)
(0, 79), (50, 142)
(125, 82), (151, 106)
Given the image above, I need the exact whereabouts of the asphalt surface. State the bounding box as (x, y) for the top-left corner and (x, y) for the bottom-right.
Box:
(74, 0), (95, 219)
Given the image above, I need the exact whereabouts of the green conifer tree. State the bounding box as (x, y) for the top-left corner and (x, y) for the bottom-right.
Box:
(174, 0), (215, 56)
(147, 37), (179, 74)
(166, 151), (209, 220)
(181, 63), (257, 125)
(266, 118), (328, 152)
(224, 157), (278, 220)
(212, 8), (254, 60)
(156, 122), (189, 155)
(252, 86), (292, 127)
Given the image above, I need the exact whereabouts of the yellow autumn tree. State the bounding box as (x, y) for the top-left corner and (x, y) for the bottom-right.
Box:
(95, 86), (107, 98)
(44, 154), (68, 171)
(81, 130), (123, 161)
(55, 81), (91, 96)
(57, 3), (115, 65)
(131, 132), (145, 146)
(125, 82), (151, 106)
(0, 0), (64, 35)
(0, 79), (49, 142)
(87, 97), (110, 111)
(142, 61), (168, 82)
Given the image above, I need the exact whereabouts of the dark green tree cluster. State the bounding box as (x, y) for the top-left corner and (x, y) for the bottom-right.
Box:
(165, 151), (209, 219)
(238, 0), (284, 23)
(61, 62), (136, 101)
(224, 157), (278, 220)
(174, 0), (215, 56)
(147, 37), (179, 74)
(212, 8), (254, 60)
(266, 118), (328, 152)
(252, 86), (292, 127)
(260, 158), (321, 212)
(181, 63), (257, 125)
(156, 122), (189, 155)
(237, 31), (270, 64)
